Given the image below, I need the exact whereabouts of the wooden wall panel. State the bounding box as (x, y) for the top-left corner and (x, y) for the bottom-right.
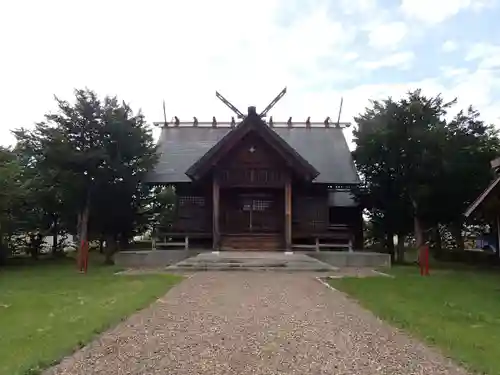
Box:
(172, 185), (212, 233)
(292, 191), (329, 233)
(216, 132), (290, 187)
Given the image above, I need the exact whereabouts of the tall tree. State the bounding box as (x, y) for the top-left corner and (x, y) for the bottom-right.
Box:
(353, 90), (455, 260)
(13, 128), (70, 256)
(33, 89), (107, 260)
(0, 147), (26, 264)
(13, 88), (158, 266)
(90, 96), (157, 263)
(354, 90), (500, 259)
(426, 107), (500, 249)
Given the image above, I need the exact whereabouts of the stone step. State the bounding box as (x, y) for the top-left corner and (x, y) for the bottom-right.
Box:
(167, 252), (337, 272)
(168, 265), (334, 272)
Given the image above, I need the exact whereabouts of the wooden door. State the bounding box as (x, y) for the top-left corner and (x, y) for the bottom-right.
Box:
(221, 190), (283, 234)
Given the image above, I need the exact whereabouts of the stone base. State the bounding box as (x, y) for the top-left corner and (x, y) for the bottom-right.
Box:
(114, 250), (390, 270)
(114, 249), (203, 268)
(307, 251), (391, 268)
(168, 252), (336, 272)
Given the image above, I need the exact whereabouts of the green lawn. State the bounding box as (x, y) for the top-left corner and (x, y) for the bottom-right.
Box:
(0, 256), (182, 375)
(329, 266), (500, 375)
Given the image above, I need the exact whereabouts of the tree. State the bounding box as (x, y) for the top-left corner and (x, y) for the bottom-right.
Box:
(0, 147), (26, 264)
(353, 90), (500, 260)
(425, 107), (500, 250)
(27, 89), (108, 265)
(89, 96), (157, 263)
(13, 89), (158, 266)
(13, 128), (70, 256)
(353, 90), (455, 261)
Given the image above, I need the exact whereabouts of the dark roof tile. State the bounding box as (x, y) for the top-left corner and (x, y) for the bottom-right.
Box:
(146, 126), (360, 184)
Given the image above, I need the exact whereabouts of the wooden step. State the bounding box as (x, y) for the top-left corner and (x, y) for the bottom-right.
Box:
(220, 234), (283, 251)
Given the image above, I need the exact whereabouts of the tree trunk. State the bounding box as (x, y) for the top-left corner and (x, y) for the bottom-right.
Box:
(76, 212), (82, 245)
(79, 204), (90, 248)
(396, 234), (405, 263)
(450, 221), (464, 250)
(28, 233), (40, 260)
(385, 231), (395, 263)
(0, 228), (7, 266)
(431, 226), (443, 258)
(119, 236), (129, 251)
(77, 192), (91, 270)
(412, 200), (425, 249)
(495, 218), (500, 259)
(104, 235), (118, 265)
(414, 216), (425, 247)
(51, 217), (60, 257)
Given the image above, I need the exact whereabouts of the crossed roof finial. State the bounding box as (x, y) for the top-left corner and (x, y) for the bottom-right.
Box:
(215, 87), (287, 119)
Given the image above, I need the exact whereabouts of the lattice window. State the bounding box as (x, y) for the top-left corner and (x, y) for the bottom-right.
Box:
(253, 200), (272, 211)
(178, 196), (205, 207)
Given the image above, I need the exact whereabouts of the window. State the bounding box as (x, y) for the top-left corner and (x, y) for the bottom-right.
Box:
(179, 196), (205, 207)
(253, 199), (272, 211)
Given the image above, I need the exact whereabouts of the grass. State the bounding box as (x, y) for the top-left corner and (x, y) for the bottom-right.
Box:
(0, 255), (183, 375)
(329, 265), (500, 375)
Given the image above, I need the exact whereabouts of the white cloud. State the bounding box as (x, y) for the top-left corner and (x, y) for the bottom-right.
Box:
(367, 21), (409, 49)
(344, 52), (360, 61)
(442, 40), (459, 52)
(357, 51), (415, 70)
(440, 66), (469, 77)
(471, 0), (498, 10)
(0, 0), (499, 152)
(400, 0), (493, 24)
(0, 0), (358, 146)
(339, 0), (378, 15)
(466, 42), (500, 69)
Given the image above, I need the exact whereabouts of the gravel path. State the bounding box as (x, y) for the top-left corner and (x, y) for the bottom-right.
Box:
(44, 272), (469, 375)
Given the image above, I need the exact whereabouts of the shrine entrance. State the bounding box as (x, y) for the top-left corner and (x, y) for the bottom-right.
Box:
(220, 188), (284, 235)
(218, 188), (284, 250)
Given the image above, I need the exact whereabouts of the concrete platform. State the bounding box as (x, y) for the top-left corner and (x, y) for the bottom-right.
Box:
(114, 250), (391, 270)
(167, 252), (336, 272)
(307, 251), (391, 268)
(114, 249), (200, 268)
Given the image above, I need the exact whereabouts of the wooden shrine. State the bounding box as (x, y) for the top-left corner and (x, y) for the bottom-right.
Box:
(146, 88), (363, 251)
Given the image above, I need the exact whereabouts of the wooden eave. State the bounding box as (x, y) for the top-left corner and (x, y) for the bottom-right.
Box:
(185, 113), (319, 182)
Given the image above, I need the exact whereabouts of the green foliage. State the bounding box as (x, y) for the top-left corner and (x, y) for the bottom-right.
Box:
(0, 147), (31, 262)
(88, 95), (158, 252)
(151, 185), (177, 232)
(353, 90), (500, 254)
(4, 88), (158, 264)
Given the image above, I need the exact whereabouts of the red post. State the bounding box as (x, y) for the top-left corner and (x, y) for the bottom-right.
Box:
(78, 240), (89, 274)
(419, 245), (430, 276)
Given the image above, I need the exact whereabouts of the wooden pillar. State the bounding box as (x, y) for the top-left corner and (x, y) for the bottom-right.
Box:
(212, 177), (220, 250)
(496, 216), (500, 259)
(285, 180), (292, 250)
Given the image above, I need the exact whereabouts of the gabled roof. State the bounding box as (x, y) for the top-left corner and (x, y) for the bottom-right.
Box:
(146, 122), (361, 185)
(185, 111), (319, 181)
(464, 175), (500, 217)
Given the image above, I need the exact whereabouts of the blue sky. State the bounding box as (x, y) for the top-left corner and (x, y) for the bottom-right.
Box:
(0, 0), (499, 147)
